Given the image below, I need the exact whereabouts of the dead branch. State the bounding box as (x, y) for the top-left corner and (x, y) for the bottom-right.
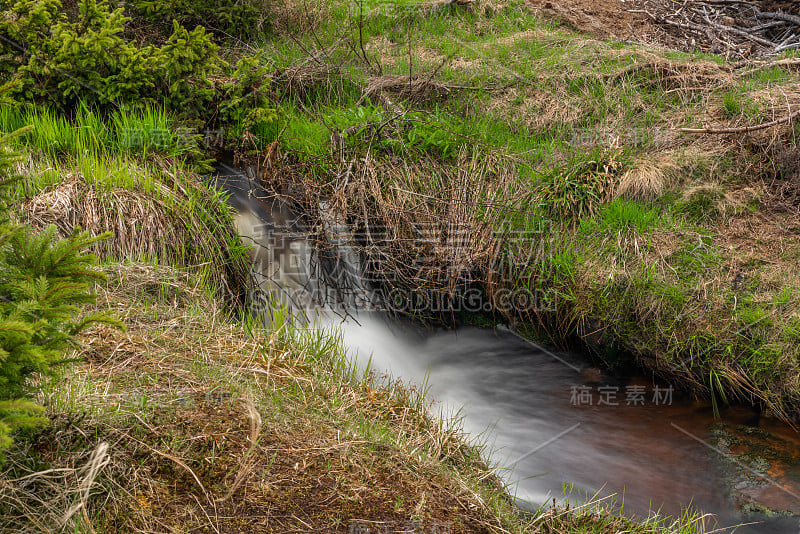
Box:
(678, 107), (800, 134)
(754, 8), (800, 29)
(647, 0), (800, 59)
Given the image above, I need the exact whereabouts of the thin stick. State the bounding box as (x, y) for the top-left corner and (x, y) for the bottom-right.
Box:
(678, 107), (800, 134)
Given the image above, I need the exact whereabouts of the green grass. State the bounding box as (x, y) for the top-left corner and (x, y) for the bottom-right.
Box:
(5, 110), (250, 302)
(0, 104), (202, 162)
(720, 89), (760, 120)
(1, 262), (715, 533)
(580, 199), (663, 234)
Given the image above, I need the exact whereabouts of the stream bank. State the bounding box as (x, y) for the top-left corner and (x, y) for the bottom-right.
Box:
(214, 161), (800, 531)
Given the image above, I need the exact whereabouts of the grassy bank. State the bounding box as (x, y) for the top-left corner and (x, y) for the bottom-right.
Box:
(238, 0), (800, 420)
(0, 263), (709, 532)
(1, 105), (250, 302)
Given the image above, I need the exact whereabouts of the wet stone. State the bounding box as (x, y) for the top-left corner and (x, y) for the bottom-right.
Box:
(709, 423), (800, 517)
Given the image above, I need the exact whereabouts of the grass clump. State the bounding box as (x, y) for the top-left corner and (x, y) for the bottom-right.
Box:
(581, 199), (663, 234)
(0, 104), (251, 303)
(18, 162), (250, 304)
(536, 148), (627, 220)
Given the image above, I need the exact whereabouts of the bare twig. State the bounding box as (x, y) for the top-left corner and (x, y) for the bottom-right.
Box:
(678, 107), (800, 134)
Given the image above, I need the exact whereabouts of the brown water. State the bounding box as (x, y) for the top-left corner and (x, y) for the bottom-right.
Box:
(338, 317), (800, 534)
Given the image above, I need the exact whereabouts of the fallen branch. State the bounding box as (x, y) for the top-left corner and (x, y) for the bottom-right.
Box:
(754, 8), (800, 29)
(707, 19), (778, 49)
(678, 107), (800, 134)
(734, 57), (800, 76)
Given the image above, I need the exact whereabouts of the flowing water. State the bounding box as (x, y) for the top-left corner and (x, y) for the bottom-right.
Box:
(339, 316), (800, 533)
(214, 163), (800, 533)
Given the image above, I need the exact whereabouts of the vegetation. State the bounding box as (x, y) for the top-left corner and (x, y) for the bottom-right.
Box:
(1, 0), (275, 136)
(0, 104), (251, 300)
(0, 123), (119, 459)
(1, 0), (800, 530)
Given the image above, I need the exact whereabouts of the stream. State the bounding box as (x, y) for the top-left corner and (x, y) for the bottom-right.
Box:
(214, 163), (800, 534)
(338, 315), (800, 533)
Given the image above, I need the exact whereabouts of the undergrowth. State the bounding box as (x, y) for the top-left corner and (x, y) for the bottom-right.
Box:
(0, 105), (251, 304)
(2, 0), (800, 530)
(0, 263), (713, 533)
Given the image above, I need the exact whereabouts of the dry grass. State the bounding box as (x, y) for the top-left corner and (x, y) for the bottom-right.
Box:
(486, 87), (587, 131)
(0, 442), (110, 532)
(364, 74), (455, 105)
(0, 263), (513, 532)
(615, 153), (680, 200)
(271, 62), (349, 103)
(20, 174), (249, 305)
(417, 0), (476, 17)
(267, 0), (330, 36)
(267, 148), (527, 321)
(609, 52), (732, 91)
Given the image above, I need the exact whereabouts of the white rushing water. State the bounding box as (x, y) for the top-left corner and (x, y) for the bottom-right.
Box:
(214, 162), (800, 534)
(328, 315), (800, 534)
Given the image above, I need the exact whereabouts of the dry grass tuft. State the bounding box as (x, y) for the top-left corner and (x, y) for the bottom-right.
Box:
(417, 0), (476, 16)
(0, 441), (111, 532)
(255, 144), (526, 321)
(611, 53), (732, 92)
(615, 154), (679, 200)
(681, 183), (721, 202)
(20, 175), (248, 303)
(266, 0), (329, 36)
(364, 74), (455, 105)
(486, 86), (587, 130)
(272, 62), (348, 103)
(292, 148), (526, 321)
